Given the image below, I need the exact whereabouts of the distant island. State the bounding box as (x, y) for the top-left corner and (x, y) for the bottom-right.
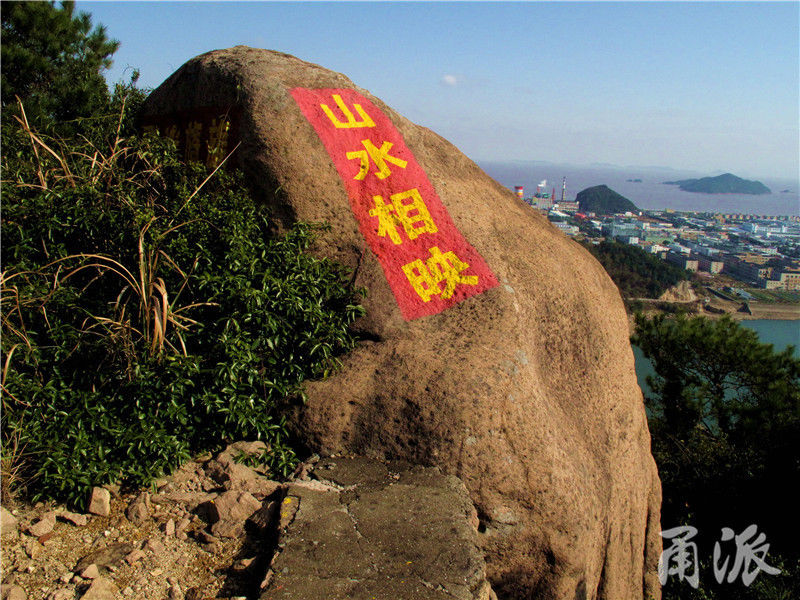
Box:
(576, 185), (639, 214)
(627, 178), (642, 183)
(663, 173), (771, 195)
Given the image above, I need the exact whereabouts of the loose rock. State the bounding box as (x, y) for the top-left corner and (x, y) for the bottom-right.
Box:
(209, 520), (243, 539)
(203, 491), (260, 524)
(123, 549), (144, 565)
(27, 512), (56, 537)
(124, 492), (150, 524)
(57, 511), (88, 527)
(87, 489), (110, 517)
(152, 492), (216, 510)
(143, 538), (164, 554)
(75, 543), (134, 573)
(194, 531), (217, 545)
(79, 564), (101, 579)
(79, 577), (118, 600)
(1, 585), (27, 600)
(167, 463), (201, 485)
(203, 460), (258, 491)
(175, 517), (191, 534)
(1, 507), (19, 536)
(23, 538), (43, 559)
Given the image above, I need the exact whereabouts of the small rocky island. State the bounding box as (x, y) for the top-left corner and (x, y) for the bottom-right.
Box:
(663, 172), (771, 195)
(576, 184), (639, 214)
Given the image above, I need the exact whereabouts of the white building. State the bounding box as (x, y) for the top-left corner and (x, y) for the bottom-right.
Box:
(669, 243), (691, 255)
(552, 222), (579, 236)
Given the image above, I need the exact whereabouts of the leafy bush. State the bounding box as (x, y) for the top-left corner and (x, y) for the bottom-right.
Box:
(582, 239), (689, 299)
(1, 90), (364, 508)
(660, 556), (800, 600)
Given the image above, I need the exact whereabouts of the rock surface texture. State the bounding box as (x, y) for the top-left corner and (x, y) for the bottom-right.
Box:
(0, 449), (493, 600)
(262, 457), (495, 600)
(141, 46), (662, 600)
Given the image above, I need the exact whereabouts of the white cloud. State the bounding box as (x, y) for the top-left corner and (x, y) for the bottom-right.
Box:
(441, 74), (459, 87)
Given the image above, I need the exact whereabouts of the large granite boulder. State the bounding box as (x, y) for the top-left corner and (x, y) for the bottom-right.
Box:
(141, 47), (661, 600)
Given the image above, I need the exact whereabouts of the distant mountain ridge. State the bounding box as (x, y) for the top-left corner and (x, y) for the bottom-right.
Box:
(576, 185), (639, 214)
(663, 173), (771, 195)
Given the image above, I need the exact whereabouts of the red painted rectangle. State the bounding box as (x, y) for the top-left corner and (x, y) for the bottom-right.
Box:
(291, 87), (497, 320)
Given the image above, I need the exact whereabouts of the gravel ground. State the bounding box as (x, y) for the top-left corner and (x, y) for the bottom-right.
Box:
(1, 444), (286, 600)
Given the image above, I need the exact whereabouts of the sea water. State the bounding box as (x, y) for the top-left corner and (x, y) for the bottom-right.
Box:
(479, 161), (800, 217)
(633, 319), (799, 397)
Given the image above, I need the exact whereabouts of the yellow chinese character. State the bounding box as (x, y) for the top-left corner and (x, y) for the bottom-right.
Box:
(402, 258), (440, 302)
(402, 247), (479, 302)
(206, 118), (230, 168)
(346, 140), (407, 180)
(369, 189), (438, 245)
(426, 246), (478, 299)
(320, 94), (376, 129)
(185, 121), (203, 162)
(164, 124), (181, 143)
(370, 195), (403, 245)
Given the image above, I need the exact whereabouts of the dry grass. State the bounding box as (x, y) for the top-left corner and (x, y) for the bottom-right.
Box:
(0, 99), (242, 370)
(52, 218), (216, 360)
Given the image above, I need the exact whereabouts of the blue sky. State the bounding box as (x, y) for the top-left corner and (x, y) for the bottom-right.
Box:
(78, 1), (798, 181)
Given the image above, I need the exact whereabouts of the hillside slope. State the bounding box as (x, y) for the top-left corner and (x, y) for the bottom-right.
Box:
(576, 184), (639, 214)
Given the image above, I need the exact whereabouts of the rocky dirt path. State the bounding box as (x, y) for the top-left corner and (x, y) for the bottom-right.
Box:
(261, 456), (495, 600)
(1, 446), (495, 600)
(1, 442), (284, 600)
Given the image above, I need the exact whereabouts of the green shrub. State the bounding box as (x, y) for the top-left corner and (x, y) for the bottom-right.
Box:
(581, 239), (689, 299)
(1, 92), (364, 508)
(633, 313), (800, 598)
(661, 556), (800, 600)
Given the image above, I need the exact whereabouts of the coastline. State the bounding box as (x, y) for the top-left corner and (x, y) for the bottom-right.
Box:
(626, 299), (800, 334)
(733, 301), (800, 321)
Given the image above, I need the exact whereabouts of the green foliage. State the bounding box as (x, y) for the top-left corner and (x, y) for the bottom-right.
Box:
(633, 314), (800, 597)
(233, 449), (270, 471)
(654, 300), (697, 315)
(1, 1), (120, 130)
(660, 556), (800, 600)
(575, 184), (638, 214)
(1, 91), (364, 509)
(581, 239), (689, 298)
(744, 288), (800, 305)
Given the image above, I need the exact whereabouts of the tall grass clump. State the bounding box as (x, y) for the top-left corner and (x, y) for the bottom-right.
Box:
(1, 87), (365, 508)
